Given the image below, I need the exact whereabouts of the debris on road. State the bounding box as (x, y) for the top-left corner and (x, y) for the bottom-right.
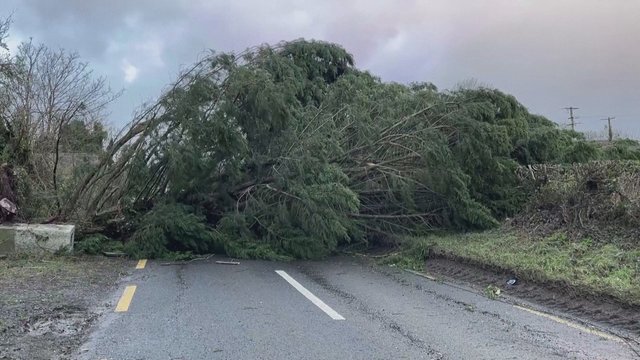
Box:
(484, 284), (501, 300)
(160, 254), (215, 266)
(215, 260), (240, 265)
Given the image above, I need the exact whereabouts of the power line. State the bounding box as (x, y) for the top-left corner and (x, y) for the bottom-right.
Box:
(564, 107), (579, 131)
(578, 114), (608, 119)
(571, 114), (640, 119)
(603, 114), (640, 119)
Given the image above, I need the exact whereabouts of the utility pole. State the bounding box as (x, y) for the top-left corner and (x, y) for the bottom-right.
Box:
(602, 116), (615, 142)
(564, 107), (579, 131)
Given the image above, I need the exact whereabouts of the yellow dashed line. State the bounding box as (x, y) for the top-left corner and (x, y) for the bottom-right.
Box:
(136, 259), (147, 269)
(514, 305), (621, 342)
(115, 285), (137, 312)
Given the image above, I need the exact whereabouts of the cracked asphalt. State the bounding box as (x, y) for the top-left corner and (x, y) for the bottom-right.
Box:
(77, 256), (638, 359)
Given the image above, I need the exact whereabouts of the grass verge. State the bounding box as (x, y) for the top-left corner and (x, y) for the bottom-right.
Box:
(392, 230), (640, 306)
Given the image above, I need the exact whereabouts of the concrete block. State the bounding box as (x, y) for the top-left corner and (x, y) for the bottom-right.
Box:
(0, 224), (75, 254)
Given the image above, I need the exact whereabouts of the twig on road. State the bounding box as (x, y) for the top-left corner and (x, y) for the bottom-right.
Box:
(160, 254), (215, 266)
(215, 260), (240, 265)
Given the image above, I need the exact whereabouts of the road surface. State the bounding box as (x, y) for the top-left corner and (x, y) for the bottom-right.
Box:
(78, 256), (638, 359)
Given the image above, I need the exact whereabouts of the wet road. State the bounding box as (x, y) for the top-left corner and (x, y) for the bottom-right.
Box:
(78, 257), (638, 359)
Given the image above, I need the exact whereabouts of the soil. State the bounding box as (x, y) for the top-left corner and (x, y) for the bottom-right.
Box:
(423, 255), (640, 339)
(0, 255), (131, 360)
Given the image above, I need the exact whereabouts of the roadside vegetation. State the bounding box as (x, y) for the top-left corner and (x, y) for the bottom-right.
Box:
(391, 160), (640, 306)
(395, 231), (640, 306)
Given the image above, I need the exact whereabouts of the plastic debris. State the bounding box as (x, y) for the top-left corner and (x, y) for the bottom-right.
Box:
(0, 198), (17, 215)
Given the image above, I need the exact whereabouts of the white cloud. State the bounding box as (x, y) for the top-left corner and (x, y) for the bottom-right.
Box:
(135, 39), (164, 68)
(121, 59), (139, 83)
(6, 0), (639, 136)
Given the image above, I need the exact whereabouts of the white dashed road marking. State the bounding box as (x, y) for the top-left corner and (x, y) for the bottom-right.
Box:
(276, 270), (345, 320)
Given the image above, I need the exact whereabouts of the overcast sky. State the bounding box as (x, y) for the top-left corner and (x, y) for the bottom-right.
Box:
(3, 0), (639, 138)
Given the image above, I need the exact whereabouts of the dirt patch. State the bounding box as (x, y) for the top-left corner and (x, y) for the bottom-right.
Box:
(0, 255), (131, 360)
(423, 256), (640, 338)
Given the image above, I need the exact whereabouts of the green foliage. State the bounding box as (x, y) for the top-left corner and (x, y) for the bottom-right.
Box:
(76, 234), (109, 255)
(224, 240), (292, 261)
(75, 234), (123, 255)
(124, 203), (215, 259)
(516, 126), (568, 164)
(382, 237), (433, 271)
(207, 215), (291, 260)
(561, 140), (601, 163)
(60, 120), (107, 153)
(115, 39), (625, 260)
(0, 122), (30, 166)
(161, 251), (196, 262)
(484, 285), (501, 300)
(602, 139), (640, 160)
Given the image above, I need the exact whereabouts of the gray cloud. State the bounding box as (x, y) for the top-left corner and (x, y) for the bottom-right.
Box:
(3, 0), (639, 138)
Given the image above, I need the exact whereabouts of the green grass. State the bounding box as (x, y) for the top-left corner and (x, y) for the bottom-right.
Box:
(381, 237), (432, 271)
(401, 230), (640, 306)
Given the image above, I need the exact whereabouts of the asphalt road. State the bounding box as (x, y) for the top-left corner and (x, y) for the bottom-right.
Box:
(78, 257), (638, 360)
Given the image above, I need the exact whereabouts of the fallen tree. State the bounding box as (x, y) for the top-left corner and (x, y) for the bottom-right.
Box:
(67, 40), (607, 259)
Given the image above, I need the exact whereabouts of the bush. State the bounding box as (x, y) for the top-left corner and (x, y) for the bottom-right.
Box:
(602, 139), (640, 160)
(514, 160), (640, 245)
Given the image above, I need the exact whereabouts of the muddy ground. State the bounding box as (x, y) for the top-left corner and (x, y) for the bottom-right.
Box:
(0, 255), (131, 360)
(424, 256), (640, 339)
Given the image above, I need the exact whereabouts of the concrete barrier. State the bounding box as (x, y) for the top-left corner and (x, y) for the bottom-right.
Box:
(0, 224), (75, 254)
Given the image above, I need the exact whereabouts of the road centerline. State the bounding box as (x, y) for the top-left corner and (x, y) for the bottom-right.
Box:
(275, 270), (345, 320)
(136, 259), (147, 269)
(115, 285), (137, 312)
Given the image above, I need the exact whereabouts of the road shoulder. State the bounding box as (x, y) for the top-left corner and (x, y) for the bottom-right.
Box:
(0, 255), (132, 359)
